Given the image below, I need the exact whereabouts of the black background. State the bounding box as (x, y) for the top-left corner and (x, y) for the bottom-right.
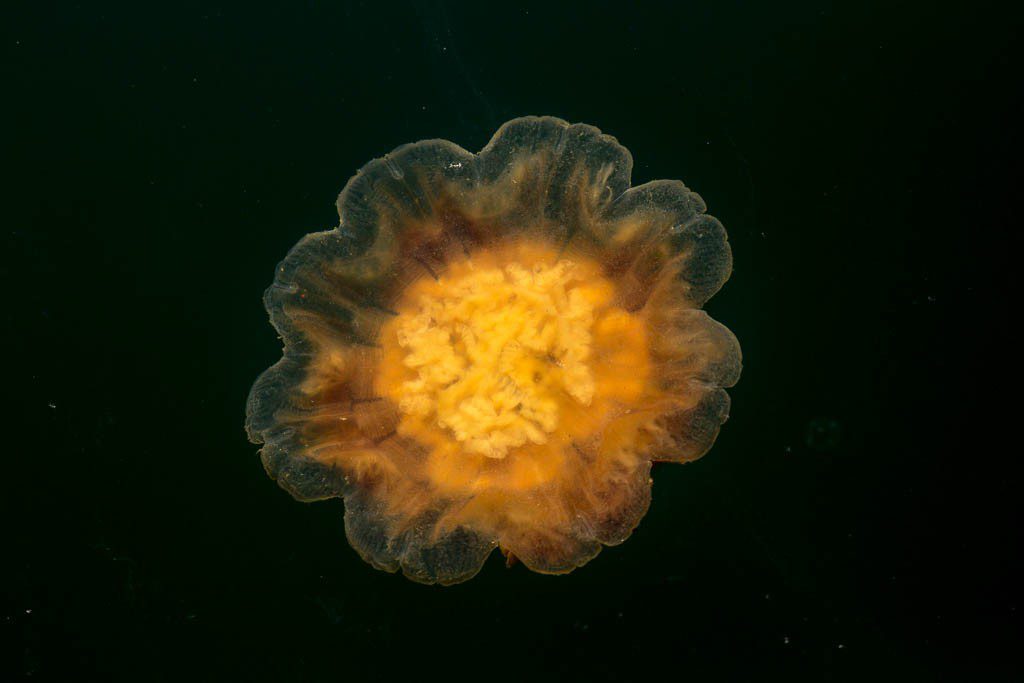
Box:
(4, 1), (1020, 680)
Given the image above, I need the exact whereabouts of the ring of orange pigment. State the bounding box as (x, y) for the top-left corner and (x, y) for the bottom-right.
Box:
(374, 241), (651, 496)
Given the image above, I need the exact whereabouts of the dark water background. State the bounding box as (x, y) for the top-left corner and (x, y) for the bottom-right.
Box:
(4, 1), (1020, 680)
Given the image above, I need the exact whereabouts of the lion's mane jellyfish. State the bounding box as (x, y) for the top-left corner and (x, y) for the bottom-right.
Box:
(246, 116), (741, 584)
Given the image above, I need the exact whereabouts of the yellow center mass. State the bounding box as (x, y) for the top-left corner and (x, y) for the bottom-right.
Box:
(376, 243), (651, 487)
(395, 258), (596, 459)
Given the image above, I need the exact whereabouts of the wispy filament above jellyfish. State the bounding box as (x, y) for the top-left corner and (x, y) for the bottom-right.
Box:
(246, 116), (742, 585)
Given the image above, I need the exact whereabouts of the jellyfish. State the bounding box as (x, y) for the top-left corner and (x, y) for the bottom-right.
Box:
(246, 116), (741, 585)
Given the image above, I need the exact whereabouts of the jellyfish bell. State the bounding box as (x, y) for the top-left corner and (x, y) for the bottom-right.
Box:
(246, 116), (742, 585)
